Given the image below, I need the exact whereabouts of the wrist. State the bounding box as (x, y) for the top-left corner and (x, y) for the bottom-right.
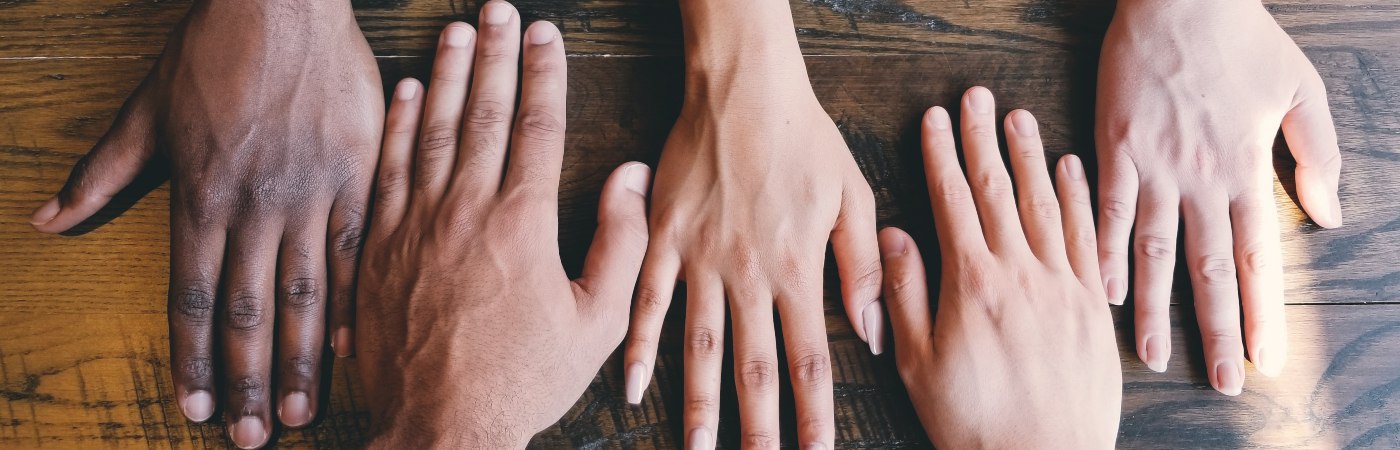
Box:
(679, 0), (811, 96)
(189, 0), (357, 36)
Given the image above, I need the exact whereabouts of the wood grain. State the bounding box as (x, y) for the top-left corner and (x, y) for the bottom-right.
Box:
(2, 0), (1399, 448)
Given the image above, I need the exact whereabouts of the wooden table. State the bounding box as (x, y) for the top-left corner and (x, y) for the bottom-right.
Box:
(2, 0), (1398, 448)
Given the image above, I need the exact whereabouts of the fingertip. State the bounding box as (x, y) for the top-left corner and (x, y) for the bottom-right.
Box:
(441, 22), (476, 48)
(923, 106), (950, 130)
(181, 390), (214, 423)
(877, 227), (909, 259)
(526, 20), (560, 46)
(624, 361), (648, 405)
(621, 162), (651, 196)
(29, 196), (61, 229)
(332, 327), (353, 358)
(1007, 109), (1038, 137)
(393, 78), (420, 102)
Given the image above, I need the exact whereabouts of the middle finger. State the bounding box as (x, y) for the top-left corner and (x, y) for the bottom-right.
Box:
(729, 286), (780, 448)
(221, 224), (282, 449)
(1183, 194), (1246, 396)
(960, 87), (1027, 254)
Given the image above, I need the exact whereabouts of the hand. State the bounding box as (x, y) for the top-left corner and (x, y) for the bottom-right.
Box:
(354, 8), (651, 448)
(29, 2), (382, 446)
(1096, 0), (1342, 394)
(620, 3), (881, 448)
(883, 88), (1121, 449)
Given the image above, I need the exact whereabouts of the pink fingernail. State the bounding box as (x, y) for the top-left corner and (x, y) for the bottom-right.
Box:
(332, 327), (353, 357)
(444, 24), (472, 48)
(624, 164), (650, 195)
(395, 80), (418, 101)
(688, 427), (712, 450)
(1064, 155), (1084, 180)
(182, 390), (213, 422)
(1142, 335), (1167, 373)
(1105, 278), (1125, 305)
(863, 301), (885, 355)
(481, 1), (512, 25)
(280, 391), (312, 427)
(1011, 110), (1038, 137)
(1213, 361), (1244, 396)
(30, 196), (60, 226)
(625, 362), (646, 405)
(527, 22), (557, 45)
(230, 416), (268, 449)
(968, 86), (994, 114)
(927, 107), (950, 130)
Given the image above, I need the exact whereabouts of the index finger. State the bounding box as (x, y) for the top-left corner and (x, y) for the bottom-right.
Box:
(921, 106), (985, 255)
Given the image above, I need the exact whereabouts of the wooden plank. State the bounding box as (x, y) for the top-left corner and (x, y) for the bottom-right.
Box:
(4, 49), (1399, 312)
(0, 305), (1398, 448)
(0, 0), (1397, 58)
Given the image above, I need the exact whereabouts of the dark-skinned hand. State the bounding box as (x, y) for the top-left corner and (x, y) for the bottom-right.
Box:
(30, 2), (382, 447)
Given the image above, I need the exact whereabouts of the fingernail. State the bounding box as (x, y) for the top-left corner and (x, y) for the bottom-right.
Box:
(688, 427), (712, 450)
(1254, 346), (1282, 378)
(879, 230), (906, 258)
(527, 22), (557, 45)
(481, 1), (512, 25)
(863, 301), (885, 355)
(1064, 155), (1084, 180)
(332, 327), (352, 358)
(625, 362), (646, 405)
(280, 391), (312, 427)
(1105, 278), (1125, 305)
(1326, 201), (1343, 228)
(181, 390), (213, 422)
(444, 24), (472, 48)
(805, 444), (828, 450)
(927, 106), (950, 130)
(1213, 361), (1243, 396)
(230, 416), (268, 449)
(30, 196), (60, 226)
(1010, 110), (1038, 137)
(1142, 335), (1167, 373)
(968, 86), (994, 114)
(395, 80), (418, 101)
(624, 163), (650, 195)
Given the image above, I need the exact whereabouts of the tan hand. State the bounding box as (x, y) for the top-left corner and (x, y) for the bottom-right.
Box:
(355, 7), (650, 448)
(884, 87), (1121, 449)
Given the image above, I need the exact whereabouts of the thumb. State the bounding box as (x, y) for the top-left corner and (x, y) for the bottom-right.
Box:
(31, 81), (157, 233)
(1281, 73), (1343, 228)
(574, 162), (652, 319)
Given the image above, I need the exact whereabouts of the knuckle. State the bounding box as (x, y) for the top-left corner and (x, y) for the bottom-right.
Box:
(738, 358), (778, 391)
(885, 272), (926, 309)
(516, 108), (564, 144)
(1023, 195), (1061, 221)
(286, 354), (317, 377)
(417, 123), (459, 155)
(933, 179), (972, 205)
(465, 100), (511, 128)
(956, 264), (1000, 309)
(849, 258), (883, 292)
(281, 277), (321, 311)
(686, 395), (716, 416)
(742, 432), (779, 449)
(226, 293), (267, 330)
(333, 211), (367, 258)
(791, 350), (831, 387)
(974, 171), (1013, 199)
(173, 285), (215, 323)
(231, 377), (267, 401)
(1239, 245), (1274, 274)
(376, 167), (411, 196)
(1102, 199), (1134, 222)
(179, 357), (212, 382)
(1197, 255), (1237, 285)
(1135, 235), (1176, 262)
(687, 326), (723, 358)
(634, 286), (671, 314)
(524, 56), (563, 77)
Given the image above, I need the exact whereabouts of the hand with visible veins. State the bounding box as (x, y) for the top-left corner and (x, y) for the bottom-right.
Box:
(620, 1), (882, 448)
(29, 2), (382, 447)
(355, 6), (651, 449)
(1096, 0), (1343, 394)
(884, 88), (1121, 449)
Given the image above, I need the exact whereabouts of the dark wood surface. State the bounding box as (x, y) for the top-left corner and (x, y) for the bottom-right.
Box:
(2, 0), (1399, 448)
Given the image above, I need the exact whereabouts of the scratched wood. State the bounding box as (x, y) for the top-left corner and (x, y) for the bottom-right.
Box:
(1, 0), (1399, 448)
